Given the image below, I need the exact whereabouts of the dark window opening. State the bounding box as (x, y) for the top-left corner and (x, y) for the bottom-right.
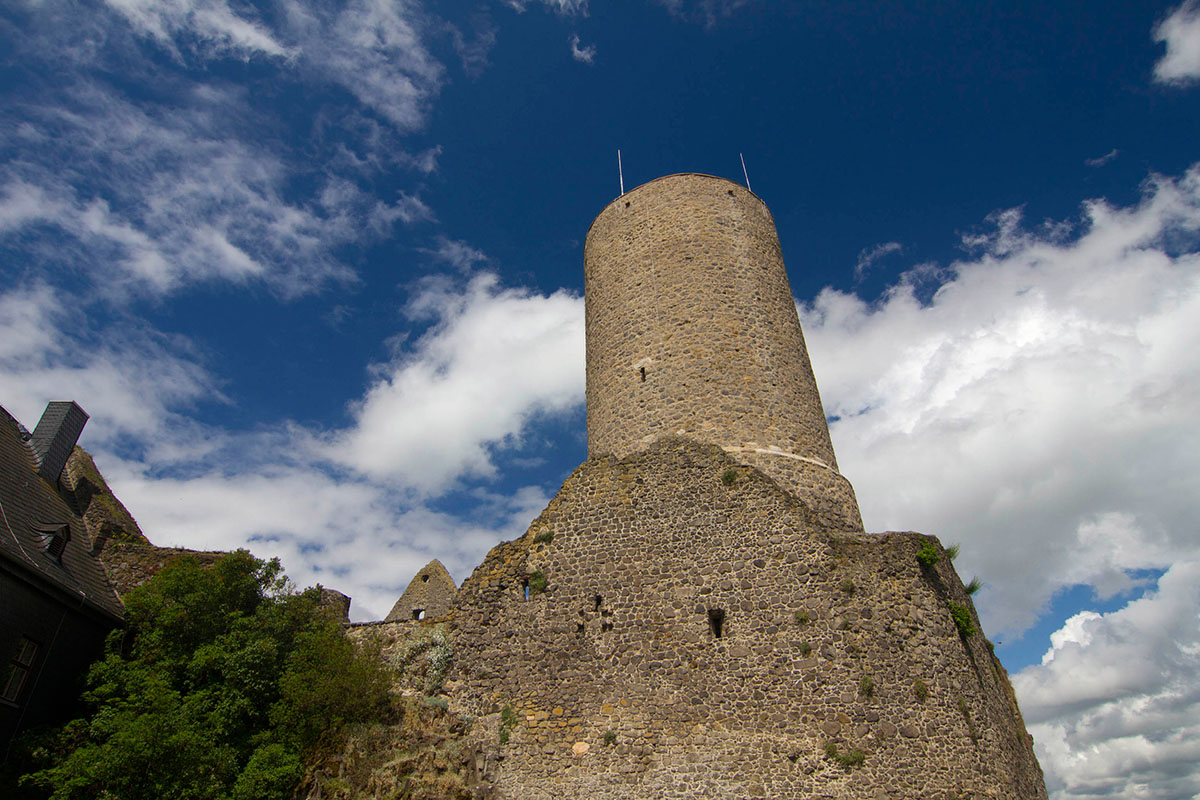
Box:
(624, 201), (631, 208)
(36, 523), (70, 562)
(421, 573), (429, 583)
(524, 581), (531, 601)
(727, 190), (735, 196)
(2, 637), (38, 702)
(601, 621), (613, 632)
(594, 595), (602, 612)
(412, 609), (425, 620)
(708, 608), (726, 639)
(639, 366), (647, 382)
(576, 623), (585, 634)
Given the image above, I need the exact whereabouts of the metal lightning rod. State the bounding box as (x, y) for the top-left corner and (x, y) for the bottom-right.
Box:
(618, 149), (625, 196)
(740, 153), (752, 193)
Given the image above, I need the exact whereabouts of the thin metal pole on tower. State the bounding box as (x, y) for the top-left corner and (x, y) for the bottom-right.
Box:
(618, 150), (625, 196)
(740, 153), (752, 192)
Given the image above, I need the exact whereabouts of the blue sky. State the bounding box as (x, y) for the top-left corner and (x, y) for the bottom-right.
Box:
(2, 1), (1199, 796)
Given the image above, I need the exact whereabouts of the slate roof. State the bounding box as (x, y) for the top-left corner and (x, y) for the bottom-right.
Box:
(0, 405), (124, 622)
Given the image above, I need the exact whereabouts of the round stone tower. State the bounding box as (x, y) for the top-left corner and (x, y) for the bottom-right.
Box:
(584, 173), (863, 529)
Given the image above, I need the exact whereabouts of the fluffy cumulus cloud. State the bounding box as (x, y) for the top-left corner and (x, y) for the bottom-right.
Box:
(1012, 561), (1200, 799)
(331, 273), (584, 492)
(801, 164), (1200, 637)
(1155, 1), (1200, 83)
(0, 271), (584, 620)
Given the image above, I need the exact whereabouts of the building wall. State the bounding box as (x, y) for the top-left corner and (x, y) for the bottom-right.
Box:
(448, 439), (1045, 800)
(1, 572), (112, 747)
(584, 174), (862, 529)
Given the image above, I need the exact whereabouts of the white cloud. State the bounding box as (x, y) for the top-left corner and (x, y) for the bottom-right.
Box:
(0, 79), (430, 297)
(506, 0), (590, 14)
(656, 0), (754, 27)
(570, 33), (596, 64)
(801, 164), (1200, 637)
(103, 0), (290, 59)
(277, 0), (444, 131)
(330, 272), (585, 492)
(854, 240), (902, 281)
(1155, 1), (1200, 84)
(1013, 562), (1200, 799)
(423, 236), (490, 272)
(0, 271), (584, 620)
(1084, 148), (1120, 168)
(0, 283), (217, 445)
(101, 454), (552, 620)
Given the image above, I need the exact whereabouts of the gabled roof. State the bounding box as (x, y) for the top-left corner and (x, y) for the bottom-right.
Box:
(385, 558), (457, 622)
(0, 405), (124, 622)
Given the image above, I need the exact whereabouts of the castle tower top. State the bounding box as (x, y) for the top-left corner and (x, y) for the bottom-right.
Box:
(583, 173), (862, 528)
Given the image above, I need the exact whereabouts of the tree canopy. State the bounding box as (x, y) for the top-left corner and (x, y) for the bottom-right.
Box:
(12, 550), (389, 800)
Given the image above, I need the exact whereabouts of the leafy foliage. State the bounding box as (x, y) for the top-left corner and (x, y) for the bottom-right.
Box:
(823, 741), (866, 770)
(949, 602), (978, 637)
(17, 550), (389, 800)
(916, 542), (942, 567)
(964, 576), (983, 595)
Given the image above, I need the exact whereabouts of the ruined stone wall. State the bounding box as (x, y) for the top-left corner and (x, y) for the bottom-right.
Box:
(387, 559), (458, 622)
(447, 439), (1045, 800)
(583, 174), (862, 530)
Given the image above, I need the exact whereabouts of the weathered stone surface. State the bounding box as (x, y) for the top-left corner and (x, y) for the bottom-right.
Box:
(446, 438), (1046, 800)
(386, 558), (458, 622)
(584, 174), (862, 530)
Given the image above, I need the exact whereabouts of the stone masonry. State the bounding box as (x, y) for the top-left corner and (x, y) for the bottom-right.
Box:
(447, 439), (1045, 799)
(378, 174), (1046, 799)
(584, 174), (861, 530)
(387, 558), (458, 622)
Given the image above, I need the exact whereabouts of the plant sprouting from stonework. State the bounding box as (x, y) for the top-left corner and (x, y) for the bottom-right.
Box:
(945, 543), (961, 561)
(721, 468), (737, 486)
(533, 530), (555, 544)
(799, 641), (812, 657)
(913, 677), (929, 702)
(392, 624), (455, 696)
(823, 741), (865, 770)
(916, 542), (941, 567)
(839, 579), (856, 595)
(859, 675), (875, 697)
(949, 602), (977, 638)
(794, 609), (810, 625)
(528, 571), (548, 596)
(499, 705), (519, 745)
(965, 576), (983, 595)
(603, 730), (617, 746)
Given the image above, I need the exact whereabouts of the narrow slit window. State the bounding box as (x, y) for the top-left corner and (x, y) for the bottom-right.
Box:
(524, 581), (531, 601)
(708, 608), (726, 639)
(594, 595), (602, 612)
(639, 366), (646, 382)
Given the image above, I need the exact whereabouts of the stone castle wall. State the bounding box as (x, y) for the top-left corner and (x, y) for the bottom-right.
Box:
(583, 174), (862, 529)
(447, 439), (1045, 800)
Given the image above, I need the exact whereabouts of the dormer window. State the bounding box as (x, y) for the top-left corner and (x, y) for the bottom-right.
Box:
(34, 523), (70, 563)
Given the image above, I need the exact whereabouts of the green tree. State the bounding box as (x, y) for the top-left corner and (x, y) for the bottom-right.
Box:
(17, 550), (389, 800)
